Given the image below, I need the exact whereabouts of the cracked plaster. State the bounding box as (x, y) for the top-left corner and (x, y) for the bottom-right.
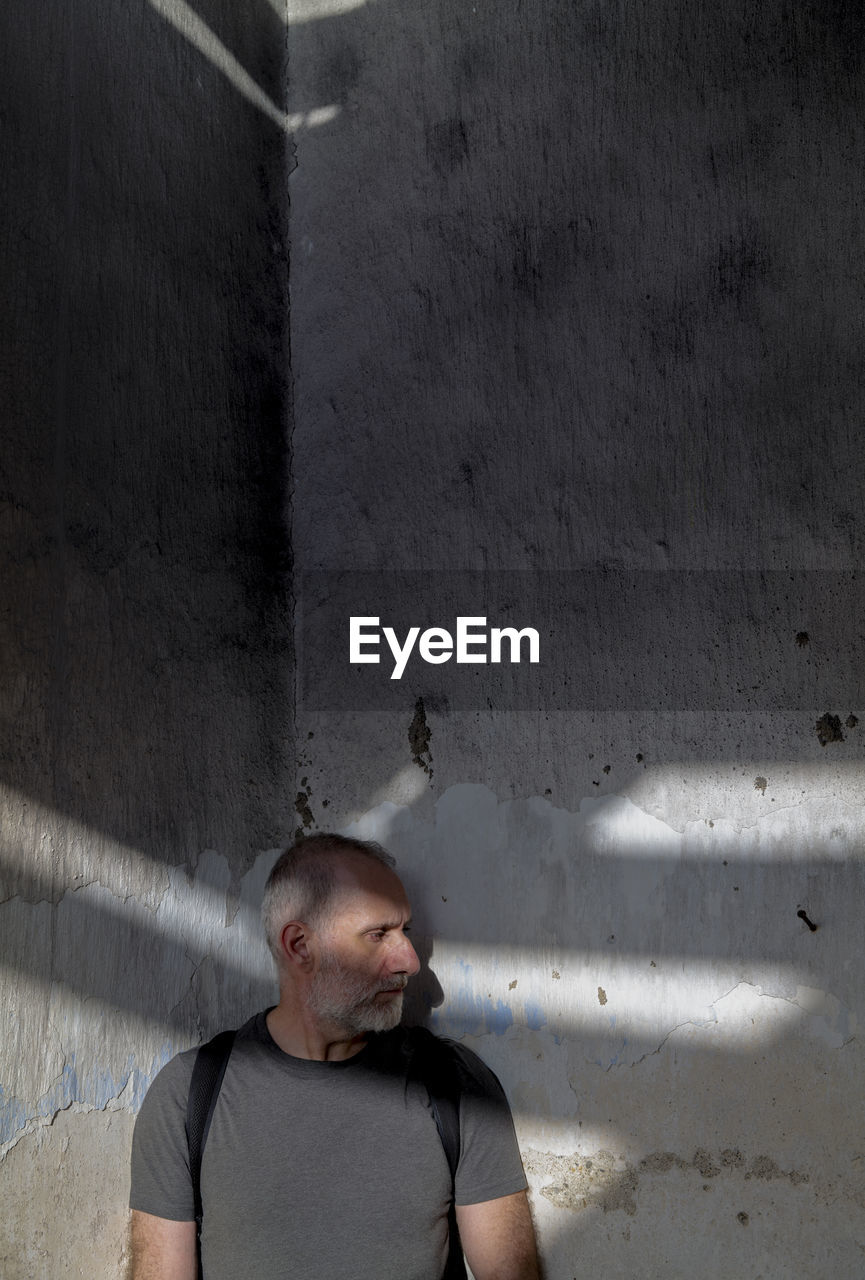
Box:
(0, 849), (279, 1156)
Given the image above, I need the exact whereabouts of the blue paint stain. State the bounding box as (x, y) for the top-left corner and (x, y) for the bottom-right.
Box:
(523, 1001), (547, 1031)
(0, 1084), (29, 1146)
(431, 972), (515, 1038)
(486, 1000), (514, 1035)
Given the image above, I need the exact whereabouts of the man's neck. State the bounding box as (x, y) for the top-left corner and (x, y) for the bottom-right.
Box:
(265, 1001), (368, 1062)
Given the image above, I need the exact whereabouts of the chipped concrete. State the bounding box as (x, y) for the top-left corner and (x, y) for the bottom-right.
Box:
(526, 1148), (640, 1216)
(522, 1143), (813, 1215)
(408, 697), (433, 777)
(525, 1143), (810, 1214)
(295, 789), (315, 833)
(816, 713), (846, 747)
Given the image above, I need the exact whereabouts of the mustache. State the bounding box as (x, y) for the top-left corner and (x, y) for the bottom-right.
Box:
(376, 976), (408, 994)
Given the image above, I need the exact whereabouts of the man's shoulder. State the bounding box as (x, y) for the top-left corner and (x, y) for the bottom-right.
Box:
(397, 1025), (508, 1101)
(139, 1014), (265, 1111)
(398, 1027), (525, 1205)
(139, 1043), (198, 1109)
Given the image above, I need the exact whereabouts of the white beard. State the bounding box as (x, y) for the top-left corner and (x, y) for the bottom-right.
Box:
(306, 953), (407, 1034)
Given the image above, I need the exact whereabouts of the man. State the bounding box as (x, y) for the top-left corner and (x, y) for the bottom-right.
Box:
(130, 832), (540, 1279)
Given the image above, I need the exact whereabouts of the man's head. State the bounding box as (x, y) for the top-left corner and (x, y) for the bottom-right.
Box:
(261, 833), (419, 1035)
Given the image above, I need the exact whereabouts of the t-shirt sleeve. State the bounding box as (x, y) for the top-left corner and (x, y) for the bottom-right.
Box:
(450, 1044), (529, 1206)
(129, 1049), (197, 1221)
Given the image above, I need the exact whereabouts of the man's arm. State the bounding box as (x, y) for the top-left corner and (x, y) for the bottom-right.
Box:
(455, 1189), (541, 1280)
(129, 1210), (197, 1280)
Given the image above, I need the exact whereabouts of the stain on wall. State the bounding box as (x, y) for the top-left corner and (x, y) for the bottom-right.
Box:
(816, 714), (845, 746)
(525, 1146), (809, 1215)
(408, 697), (433, 777)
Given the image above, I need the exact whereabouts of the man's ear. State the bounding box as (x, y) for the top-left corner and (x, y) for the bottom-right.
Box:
(280, 921), (314, 970)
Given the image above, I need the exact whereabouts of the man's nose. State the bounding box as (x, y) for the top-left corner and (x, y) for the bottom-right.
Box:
(391, 932), (420, 976)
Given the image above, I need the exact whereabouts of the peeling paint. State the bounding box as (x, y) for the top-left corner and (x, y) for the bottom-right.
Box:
(0, 1043), (174, 1157)
(0, 850), (279, 1161)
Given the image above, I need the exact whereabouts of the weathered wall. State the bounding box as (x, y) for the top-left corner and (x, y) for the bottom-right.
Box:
(3, 0), (865, 1277)
(288, 0), (865, 1276)
(0, 0), (291, 1272)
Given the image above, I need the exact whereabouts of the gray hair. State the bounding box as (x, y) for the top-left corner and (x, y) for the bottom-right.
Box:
(261, 832), (396, 962)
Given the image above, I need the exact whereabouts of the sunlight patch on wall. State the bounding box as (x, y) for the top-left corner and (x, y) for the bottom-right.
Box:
(424, 942), (841, 1058)
(624, 760), (865, 847)
(148, 0), (342, 132)
(0, 785), (278, 988)
(288, 0), (367, 19)
(348, 767), (865, 866)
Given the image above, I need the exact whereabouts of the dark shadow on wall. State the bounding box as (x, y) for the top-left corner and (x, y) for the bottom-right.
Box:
(177, 0), (288, 110)
(0, 0), (293, 879)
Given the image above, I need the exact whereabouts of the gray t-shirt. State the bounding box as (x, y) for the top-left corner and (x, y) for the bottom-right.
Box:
(130, 1013), (527, 1279)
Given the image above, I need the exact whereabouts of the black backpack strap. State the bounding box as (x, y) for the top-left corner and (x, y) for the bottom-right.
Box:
(403, 1028), (468, 1280)
(186, 1029), (236, 1280)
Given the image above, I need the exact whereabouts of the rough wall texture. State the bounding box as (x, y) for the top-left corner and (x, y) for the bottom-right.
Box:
(288, 0), (865, 1276)
(0, 0), (291, 1273)
(3, 0), (865, 1277)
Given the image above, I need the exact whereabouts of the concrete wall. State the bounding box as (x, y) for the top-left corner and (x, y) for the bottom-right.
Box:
(0, 0), (291, 1272)
(3, 0), (865, 1276)
(289, 0), (865, 1276)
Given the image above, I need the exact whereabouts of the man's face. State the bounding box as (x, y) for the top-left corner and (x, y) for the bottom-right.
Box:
(305, 857), (420, 1036)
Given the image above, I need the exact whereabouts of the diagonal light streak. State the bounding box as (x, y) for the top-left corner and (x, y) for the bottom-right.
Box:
(148, 0), (297, 131)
